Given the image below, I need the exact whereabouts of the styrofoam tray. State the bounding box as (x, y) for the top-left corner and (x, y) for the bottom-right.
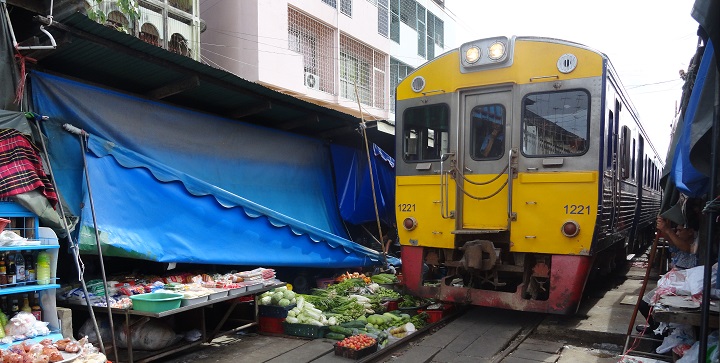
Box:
(180, 295), (209, 306)
(246, 283), (263, 291)
(228, 286), (247, 295)
(208, 288), (229, 300)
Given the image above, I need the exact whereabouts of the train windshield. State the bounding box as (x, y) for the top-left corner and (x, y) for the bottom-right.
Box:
(521, 90), (590, 156)
(402, 104), (450, 162)
(470, 104), (506, 160)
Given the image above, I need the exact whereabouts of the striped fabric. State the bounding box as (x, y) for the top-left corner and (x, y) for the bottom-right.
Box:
(0, 129), (57, 207)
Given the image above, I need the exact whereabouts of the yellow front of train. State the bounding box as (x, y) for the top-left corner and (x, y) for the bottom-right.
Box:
(395, 36), (606, 314)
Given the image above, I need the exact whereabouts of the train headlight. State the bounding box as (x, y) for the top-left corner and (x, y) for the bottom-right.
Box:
(402, 217), (418, 231)
(465, 46), (481, 64)
(487, 41), (506, 61)
(561, 221), (580, 238)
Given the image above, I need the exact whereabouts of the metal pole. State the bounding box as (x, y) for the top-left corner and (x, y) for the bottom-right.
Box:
(76, 131), (120, 362)
(698, 68), (719, 363)
(30, 118), (106, 355)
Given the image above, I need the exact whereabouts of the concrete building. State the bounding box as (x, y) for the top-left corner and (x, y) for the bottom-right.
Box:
(199, 0), (460, 132)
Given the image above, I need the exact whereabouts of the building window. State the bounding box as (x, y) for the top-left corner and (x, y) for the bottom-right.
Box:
(340, 0), (352, 16)
(322, 0), (337, 8)
(400, 0), (416, 30)
(106, 11), (129, 31)
(390, 57), (413, 113)
(169, 33), (191, 57)
(434, 17), (444, 47)
(139, 23), (160, 47)
(340, 34), (386, 109)
(426, 12), (435, 59)
(377, 0), (389, 37)
(389, 0), (399, 43)
(168, 0), (193, 14)
(288, 7), (335, 94)
(416, 3), (425, 58)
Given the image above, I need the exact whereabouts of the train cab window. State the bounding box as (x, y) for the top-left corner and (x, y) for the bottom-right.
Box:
(470, 104), (505, 160)
(402, 104), (450, 162)
(521, 90), (590, 156)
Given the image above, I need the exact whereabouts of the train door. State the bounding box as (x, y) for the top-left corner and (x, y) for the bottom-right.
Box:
(458, 89), (513, 230)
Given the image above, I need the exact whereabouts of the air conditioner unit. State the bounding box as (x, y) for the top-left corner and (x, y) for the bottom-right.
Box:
(304, 72), (320, 90)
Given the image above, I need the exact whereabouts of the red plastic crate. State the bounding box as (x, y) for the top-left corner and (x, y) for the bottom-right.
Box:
(259, 316), (285, 334)
(386, 300), (399, 311)
(420, 309), (444, 323)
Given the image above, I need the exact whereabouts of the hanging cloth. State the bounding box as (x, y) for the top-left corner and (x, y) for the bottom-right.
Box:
(0, 128), (57, 207)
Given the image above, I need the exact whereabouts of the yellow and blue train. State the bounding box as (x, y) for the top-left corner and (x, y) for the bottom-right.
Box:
(394, 36), (663, 314)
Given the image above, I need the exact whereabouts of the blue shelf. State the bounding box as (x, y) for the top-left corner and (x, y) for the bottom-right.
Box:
(0, 245), (59, 252)
(0, 284), (60, 296)
(0, 331), (63, 350)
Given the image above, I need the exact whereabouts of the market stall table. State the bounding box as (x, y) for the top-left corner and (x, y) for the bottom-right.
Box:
(60, 283), (284, 363)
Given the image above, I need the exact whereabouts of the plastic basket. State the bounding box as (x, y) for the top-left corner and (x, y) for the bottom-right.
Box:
(334, 341), (378, 359)
(259, 316), (285, 334)
(282, 323), (328, 338)
(130, 293), (183, 313)
(259, 304), (295, 318)
(419, 309), (443, 323)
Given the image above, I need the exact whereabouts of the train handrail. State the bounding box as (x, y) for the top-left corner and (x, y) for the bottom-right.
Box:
(440, 152), (454, 219)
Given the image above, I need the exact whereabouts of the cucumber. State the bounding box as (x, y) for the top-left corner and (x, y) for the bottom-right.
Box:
(329, 325), (354, 336)
(326, 332), (346, 340)
(340, 320), (368, 329)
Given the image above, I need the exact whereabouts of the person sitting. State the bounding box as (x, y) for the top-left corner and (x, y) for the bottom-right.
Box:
(479, 123), (504, 157)
(637, 199), (700, 336)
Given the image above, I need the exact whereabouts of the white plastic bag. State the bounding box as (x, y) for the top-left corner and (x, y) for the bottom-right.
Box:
(656, 324), (695, 354)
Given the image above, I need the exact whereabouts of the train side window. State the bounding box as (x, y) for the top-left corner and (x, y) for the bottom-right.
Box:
(470, 104), (505, 160)
(521, 90), (590, 156)
(607, 110), (614, 168)
(402, 104), (450, 162)
(620, 126), (631, 179)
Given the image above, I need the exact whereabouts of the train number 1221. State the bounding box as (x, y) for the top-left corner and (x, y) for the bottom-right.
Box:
(398, 203), (416, 212)
(564, 204), (590, 214)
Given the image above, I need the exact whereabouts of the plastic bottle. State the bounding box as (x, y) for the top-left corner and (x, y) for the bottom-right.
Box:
(10, 298), (18, 316)
(14, 252), (25, 286)
(31, 293), (42, 321)
(24, 251), (35, 285)
(36, 251), (50, 285)
(5, 253), (14, 287)
(20, 294), (30, 313)
(0, 256), (6, 287)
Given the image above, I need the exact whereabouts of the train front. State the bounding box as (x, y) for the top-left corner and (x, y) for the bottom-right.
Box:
(395, 36), (605, 314)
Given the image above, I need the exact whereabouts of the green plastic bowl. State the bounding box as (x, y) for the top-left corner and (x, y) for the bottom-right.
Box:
(130, 293), (183, 313)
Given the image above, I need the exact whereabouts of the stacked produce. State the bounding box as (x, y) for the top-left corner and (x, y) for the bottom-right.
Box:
(258, 286), (296, 307)
(278, 271), (436, 350)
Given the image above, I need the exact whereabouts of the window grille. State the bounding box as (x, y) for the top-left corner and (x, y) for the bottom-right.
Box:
(322, 0), (337, 8)
(434, 17), (444, 47)
(377, 0), (389, 37)
(389, 0), (399, 43)
(106, 10), (129, 31)
(366, 0), (377, 5)
(139, 23), (160, 47)
(340, 0), (352, 16)
(288, 7), (336, 94)
(416, 3), (426, 58)
(340, 34), (386, 109)
(169, 33), (191, 57)
(400, 0), (416, 30)
(426, 12), (435, 59)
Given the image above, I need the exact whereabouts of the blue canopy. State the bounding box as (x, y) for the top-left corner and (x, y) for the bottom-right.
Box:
(30, 71), (394, 267)
(671, 40), (714, 197)
(331, 143), (395, 225)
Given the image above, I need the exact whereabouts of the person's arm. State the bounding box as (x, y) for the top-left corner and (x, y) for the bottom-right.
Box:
(657, 217), (695, 253)
(482, 129), (499, 157)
